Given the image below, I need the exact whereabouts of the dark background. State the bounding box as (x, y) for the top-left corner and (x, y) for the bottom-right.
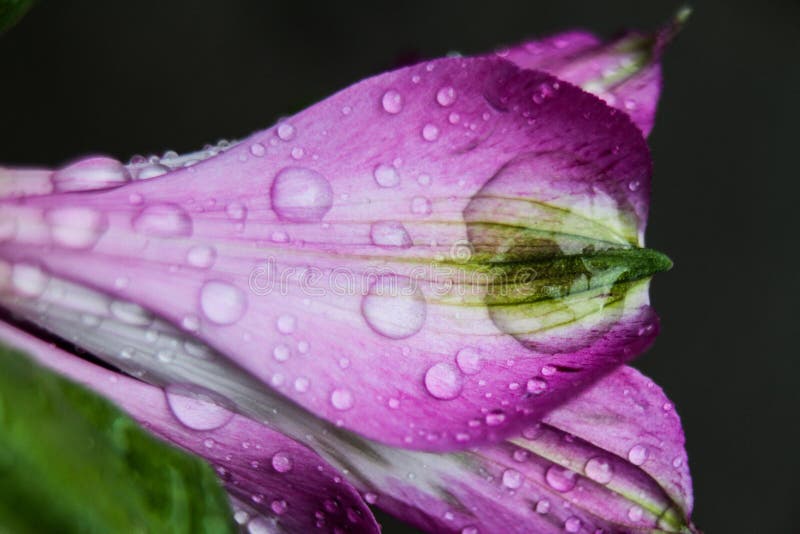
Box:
(1, 1), (797, 532)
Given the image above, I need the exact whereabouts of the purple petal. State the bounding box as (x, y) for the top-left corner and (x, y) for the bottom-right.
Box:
(0, 321), (379, 534)
(0, 54), (661, 450)
(503, 9), (690, 137)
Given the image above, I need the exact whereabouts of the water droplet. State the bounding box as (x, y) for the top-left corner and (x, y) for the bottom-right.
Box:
(165, 384), (233, 430)
(455, 347), (483, 375)
(521, 424), (543, 440)
(226, 202), (247, 221)
(234, 510), (249, 525)
(501, 468), (523, 489)
(628, 444), (647, 466)
(373, 164), (401, 188)
(417, 173), (431, 186)
(110, 300), (152, 325)
(362, 275), (426, 339)
(410, 196), (432, 215)
(485, 410), (506, 426)
(52, 156), (130, 192)
(186, 245), (216, 269)
(541, 364), (557, 376)
(249, 143), (265, 157)
(628, 505), (643, 522)
(290, 147), (305, 160)
(628, 180), (641, 192)
(448, 112), (460, 124)
(11, 263), (49, 297)
(381, 89), (403, 114)
(512, 448), (529, 462)
(271, 167), (333, 222)
(294, 376), (309, 392)
(545, 465), (577, 492)
(424, 362), (463, 400)
(276, 314), (296, 334)
(273, 344), (290, 362)
(132, 203), (193, 237)
(272, 451), (293, 472)
(364, 492), (378, 504)
(564, 516), (581, 532)
(277, 123), (296, 141)
(436, 86), (457, 106)
(271, 499), (288, 515)
(526, 377), (547, 394)
(199, 280), (247, 325)
(584, 457), (613, 484)
(535, 499), (550, 514)
(136, 163), (169, 180)
(370, 221), (412, 247)
(388, 398), (400, 409)
(461, 527), (478, 534)
(46, 207), (106, 249)
(672, 456), (683, 468)
(330, 388), (354, 410)
(422, 124), (440, 141)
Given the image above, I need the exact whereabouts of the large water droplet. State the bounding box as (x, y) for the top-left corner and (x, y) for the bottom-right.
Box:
(330, 388), (354, 410)
(627, 444), (647, 466)
(52, 156), (130, 192)
(584, 456), (613, 484)
(501, 468), (523, 489)
(132, 203), (193, 237)
(271, 167), (333, 222)
(455, 347), (484, 375)
(381, 89), (403, 114)
(436, 86), (457, 106)
(46, 207), (106, 249)
(545, 465), (577, 492)
(373, 164), (400, 188)
(165, 384), (233, 430)
(362, 275), (426, 339)
(186, 245), (216, 269)
(424, 362), (463, 400)
(370, 221), (412, 247)
(271, 451), (293, 473)
(200, 280), (247, 325)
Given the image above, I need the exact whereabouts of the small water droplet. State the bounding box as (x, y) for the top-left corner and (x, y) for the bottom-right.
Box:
(535, 499), (550, 514)
(501, 468), (523, 489)
(271, 451), (293, 472)
(485, 410), (506, 426)
(545, 465), (577, 492)
(422, 124), (440, 141)
(584, 457), (613, 484)
(276, 314), (296, 334)
(362, 275), (426, 339)
(455, 347), (484, 375)
(109, 300), (152, 326)
(417, 173), (431, 186)
(373, 164), (401, 188)
(271, 499), (288, 515)
(410, 196), (432, 215)
(277, 123), (296, 141)
(424, 362), (463, 400)
(226, 202), (247, 221)
(628, 505), (643, 522)
(526, 377), (547, 394)
(628, 180), (641, 192)
(330, 388), (354, 410)
(564, 516), (581, 532)
(132, 203), (193, 237)
(436, 86), (457, 107)
(199, 280), (247, 325)
(136, 163), (169, 180)
(364, 492), (378, 504)
(271, 167), (333, 222)
(273, 344), (290, 362)
(186, 245), (216, 269)
(165, 384), (233, 430)
(11, 263), (49, 297)
(512, 448), (529, 462)
(290, 147), (305, 160)
(46, 207), (106, 249)
(628, 444), (647, 466)
(293, 376), (309, 392)
(541, 364), (557, 376)
(448, 112), (461, 124)
(249, 143), (265, 157)
(381, 89), (403, 114)
(370, 221), (412, 247)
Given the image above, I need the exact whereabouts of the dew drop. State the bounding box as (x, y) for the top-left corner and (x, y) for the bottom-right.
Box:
(541, 364), (557, 376)
(226, 202), (247, 221)
(132, 203), (193, 237)
(455, 347), (484, 375)
(271, 167), (333, 222)
(46, 207), (106, 249)
(293, 377), (309, 392)
(249, 143), (265, 157)
(526, 377), (547, 395)
(535, 499), (550, 514)
(277, 123), (296, 141)
(330, 388), (354, 410)
(512, 448), (529, 463)
(373, 164), (401, 188)
(273, 344), (290, 362)
(110, 300), (152, 326)
(545, 465), (577, 492)
(485, 410), (506, 426)
(271, 451), (293, 472)
(186, 245), (216, 269)
(410, 196), (432, 215)
(271, 499), (288, 515)
(276, 314), (296, 334)
(370, 221), (412, 247)
(462, 527), (478, 534)
(501, 468), (523, 489)
(564, 516), (581, 533)
(436, 86), (457, 106)
(11, 263), (49, 297)
(52, 156), (130, 192)
(423, 362), (463, 400)
(362, 275), (426, 339)
(199, 280), (247, 325)
(422, 124), (440, 141)
(165, 384), (233, 431)
(136, 163), (169, 180)
(584, 457), (613, 484)
(628, 444), (647, 466)
(628, 505), (643, 522)
(364, 492), (378, 504)
(381, 89), (403, 114)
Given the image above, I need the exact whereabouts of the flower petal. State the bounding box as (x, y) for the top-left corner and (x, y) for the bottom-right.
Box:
(0, 54), (663, 450)
(0, 321), (379, 534)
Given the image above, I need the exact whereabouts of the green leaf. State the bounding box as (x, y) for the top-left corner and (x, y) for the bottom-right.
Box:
(0, 0), (35, 34)
(0, 343), (235, 533)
